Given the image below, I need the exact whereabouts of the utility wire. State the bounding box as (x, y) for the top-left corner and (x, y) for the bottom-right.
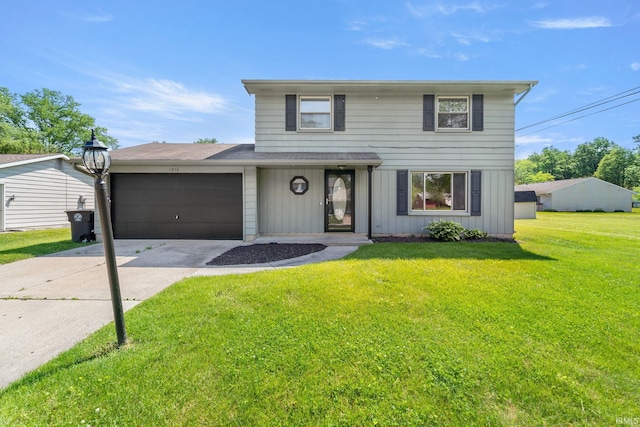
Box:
(516, 85), (640, 132)
(516, 96), (640, 138)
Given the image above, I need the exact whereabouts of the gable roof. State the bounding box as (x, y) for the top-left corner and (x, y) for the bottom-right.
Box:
(515, 177), (635, 195)
(0, 154), (68, 170)
(242, 79), (538, 95)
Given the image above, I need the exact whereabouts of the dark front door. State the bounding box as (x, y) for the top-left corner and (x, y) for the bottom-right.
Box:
(325, 170), (354, 232)
(111, 173), (243, 239)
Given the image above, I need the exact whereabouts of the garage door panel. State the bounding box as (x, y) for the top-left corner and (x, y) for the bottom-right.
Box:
(111, 173), (243, 239)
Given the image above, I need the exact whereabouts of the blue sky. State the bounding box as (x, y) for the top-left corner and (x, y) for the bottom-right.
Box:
(2, 1), (639, 159)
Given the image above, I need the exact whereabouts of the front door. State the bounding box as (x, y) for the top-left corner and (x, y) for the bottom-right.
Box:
(325, 170), (354, 232)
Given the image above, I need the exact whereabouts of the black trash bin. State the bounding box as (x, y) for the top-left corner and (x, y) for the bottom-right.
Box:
(65, 210), (95, 242)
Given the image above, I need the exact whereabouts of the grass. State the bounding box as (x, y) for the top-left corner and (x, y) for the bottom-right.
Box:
(1, 212), (639, 425)
(0, 227), (93, 265)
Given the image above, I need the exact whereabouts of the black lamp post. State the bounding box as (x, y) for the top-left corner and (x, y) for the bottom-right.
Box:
(82, 130), (127, 346)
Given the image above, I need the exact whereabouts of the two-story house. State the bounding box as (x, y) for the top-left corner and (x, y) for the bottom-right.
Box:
(99, 80), (537, 241)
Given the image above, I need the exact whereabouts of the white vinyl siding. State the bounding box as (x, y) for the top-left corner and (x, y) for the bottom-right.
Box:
(0, 159), (94, 231)
(258, 168), (369, 235)
(373, 169), (515, 238)
(254, 93), (515, 168)
(546, 179), (633, 212)
(251, 86), (519, 238)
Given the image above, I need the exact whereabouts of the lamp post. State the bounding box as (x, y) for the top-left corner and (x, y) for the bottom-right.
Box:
(82, 130), (127, 346)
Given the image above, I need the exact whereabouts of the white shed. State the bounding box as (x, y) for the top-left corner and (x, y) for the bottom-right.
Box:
(514, 190), (537, 219)
(0, 154), (94, 231)
(515, 178), (634, 212)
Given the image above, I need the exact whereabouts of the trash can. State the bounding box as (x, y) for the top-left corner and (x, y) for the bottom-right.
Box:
(65, 210), (95, 242)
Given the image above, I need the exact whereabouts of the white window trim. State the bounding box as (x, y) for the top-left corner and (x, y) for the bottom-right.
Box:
(409, 170), (470, 215)
(298, 95), (333, 132)
(436, 96), (470, 132)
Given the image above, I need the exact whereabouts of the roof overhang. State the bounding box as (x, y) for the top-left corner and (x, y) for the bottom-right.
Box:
(69, 144), (383, 170)
(0, 154), (69, 170)
(242, 79), (538, 96)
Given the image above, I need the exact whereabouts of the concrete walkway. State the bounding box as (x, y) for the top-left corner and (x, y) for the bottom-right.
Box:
(0, 236), (369, 389)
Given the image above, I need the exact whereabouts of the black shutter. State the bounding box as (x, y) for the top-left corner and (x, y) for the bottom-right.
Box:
(472, 94), (483, 131)
(470, 170), (481, 216)
(423, 95), (435, 131)
(334, 95), (345, 131)
(397, 170), (409, 216)
(285, 95), (297, 131)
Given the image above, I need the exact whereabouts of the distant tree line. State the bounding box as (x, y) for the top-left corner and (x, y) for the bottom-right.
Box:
(516, 136), (640, 193)
(1, 87), (118, 156)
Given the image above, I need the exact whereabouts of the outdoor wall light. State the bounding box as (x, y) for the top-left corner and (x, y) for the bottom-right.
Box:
(290, 176), (309, 195)
(82, 130), (127, 347)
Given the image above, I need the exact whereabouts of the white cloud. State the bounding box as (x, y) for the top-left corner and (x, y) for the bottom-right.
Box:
(451, 30), (493, 45)
(515, 135), (554, 145)
(532, 2), (548, 9)
(407, 1), (494, 17)
(365, 38), (407, 50)
(561, 63), (587, 72)
(531, 16), (612, 29)
(112, 77), (227, 118)
(437, 2), (488, 15)
(346, 20), (367, 31)
(631, 62), (640, 71)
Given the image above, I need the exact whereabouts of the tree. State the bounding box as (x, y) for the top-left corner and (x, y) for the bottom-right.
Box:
(573, 137), (614, 178)
(194, 137), (217, 144)
(0, 87), (118, 155)
(20, 88), (117, 155)
(594, 147), (635, 187)
(0, 88), (42, 153)
(529, 146), (575, 180)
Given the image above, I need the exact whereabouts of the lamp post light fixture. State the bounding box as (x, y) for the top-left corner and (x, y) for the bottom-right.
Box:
(82, 130), (127, 346)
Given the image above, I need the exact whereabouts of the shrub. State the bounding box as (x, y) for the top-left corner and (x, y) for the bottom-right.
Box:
(424, 220), (466, 241)
(464, 228), (488, 240)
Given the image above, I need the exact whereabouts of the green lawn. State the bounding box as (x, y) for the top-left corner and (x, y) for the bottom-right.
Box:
(0, 227), (93, 265)
(1, 212), (639, 426)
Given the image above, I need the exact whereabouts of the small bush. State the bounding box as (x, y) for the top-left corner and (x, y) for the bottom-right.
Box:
(464, 228), (488, 240)
(424, 221), (488, 242)
(543, 209), (557, 212)
(424, 220), (466, 241)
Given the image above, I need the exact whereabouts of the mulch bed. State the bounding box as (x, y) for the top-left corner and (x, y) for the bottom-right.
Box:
(207, 243), (327, 266)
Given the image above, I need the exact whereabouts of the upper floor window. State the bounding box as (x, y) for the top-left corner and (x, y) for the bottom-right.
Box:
(437, 96), (469, 130)
(300, 96), (332, 130)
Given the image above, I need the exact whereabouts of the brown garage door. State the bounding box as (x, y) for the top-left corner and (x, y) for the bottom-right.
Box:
(111, 173), (243, 239)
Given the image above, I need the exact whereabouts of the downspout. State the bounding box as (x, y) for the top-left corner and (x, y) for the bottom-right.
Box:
(367, 165), (373, 239)
(514, 83), (534, 107)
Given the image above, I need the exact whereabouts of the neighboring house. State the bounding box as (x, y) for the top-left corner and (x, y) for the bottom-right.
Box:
(514, 190), (538, 219)
(91, 79), (537, 241)
(0, 154), (94, 232)
(515, 177), (634, 212)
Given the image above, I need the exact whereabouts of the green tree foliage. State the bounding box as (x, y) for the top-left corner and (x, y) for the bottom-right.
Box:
(521, 136), (640, 189)
(572, 137), (614, 177)
(528, 146), (575, 180)
(594, 147), (635, 187)
(194, 137), (217, 144)
(0, 87), (117, 155)
(515, 159), (555, 184)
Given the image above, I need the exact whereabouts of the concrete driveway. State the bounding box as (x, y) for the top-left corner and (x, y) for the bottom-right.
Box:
(0, 238), (362, 389)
